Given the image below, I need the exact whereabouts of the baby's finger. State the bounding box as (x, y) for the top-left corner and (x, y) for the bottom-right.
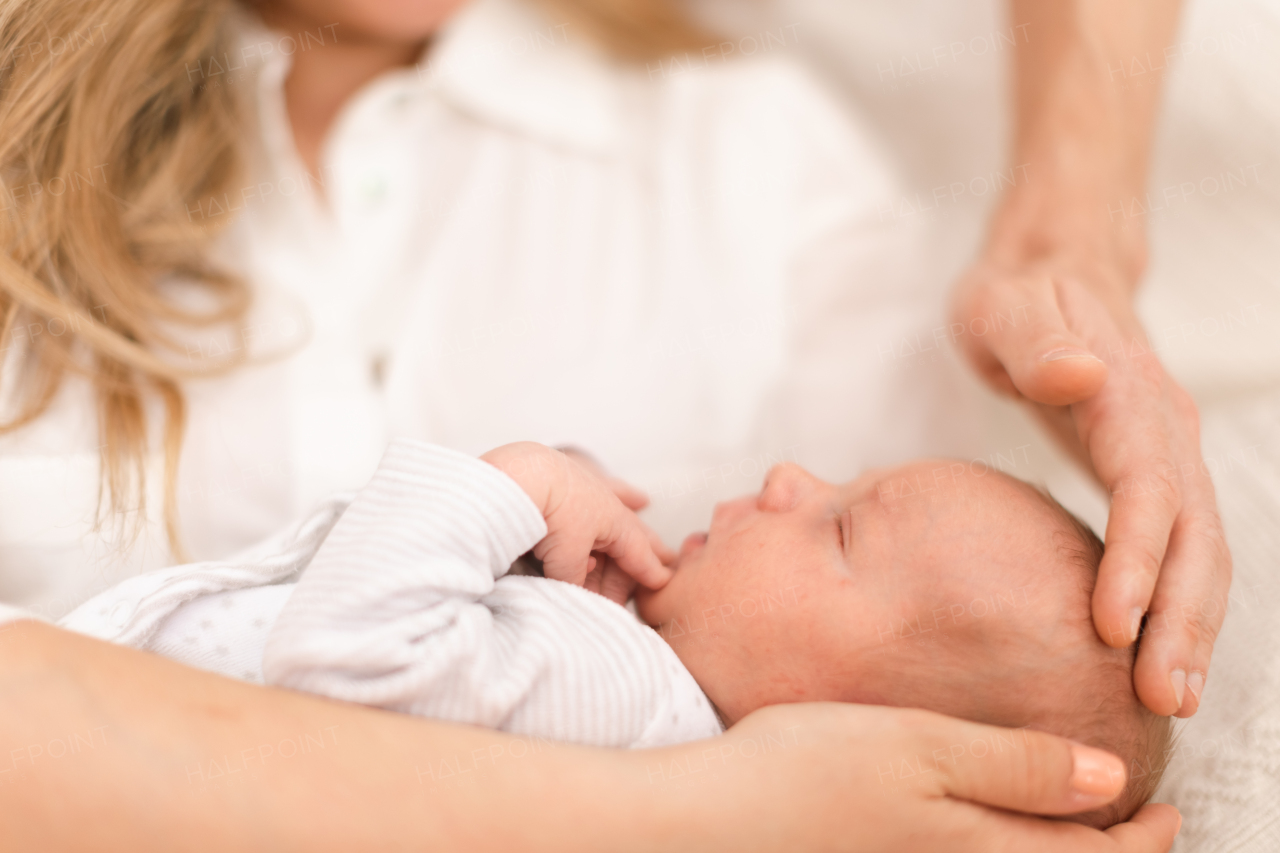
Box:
(558, 447), (650, 510)
(594, 558), (639, 605)
(605, 476), (651, 512)
(637, 517), (676, 565)
(583, 559), (601, 595)
(596, 509), (673, 591)
(532, 532), (596, 587)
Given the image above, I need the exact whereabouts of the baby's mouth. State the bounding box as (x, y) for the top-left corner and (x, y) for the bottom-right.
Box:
(677, 531), (708, 563)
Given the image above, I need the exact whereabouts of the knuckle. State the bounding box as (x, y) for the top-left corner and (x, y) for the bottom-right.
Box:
(1115, 540), (1164, 584)
(986, 726), (1073, 807)
(1110, 458), (1183, 516)
(891, 707), (947, 748)
(1126, 463), (1183, 516)
(1015, 738), (1063, 801)
(1179, 605), (1221, 648)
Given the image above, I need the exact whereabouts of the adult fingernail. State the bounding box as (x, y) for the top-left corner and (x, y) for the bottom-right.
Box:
(1041, 347), (1102, 363)
(1068, 743), (1126, 805)
(1129, 607), (1145, 642)
(1175, 813), (1183, 837)
(1187, 671), (1205, 700)
(1169, 668), (1186, 710)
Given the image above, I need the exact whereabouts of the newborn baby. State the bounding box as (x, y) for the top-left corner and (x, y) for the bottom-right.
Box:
(636, 453), (1173, 827)
(57, 438), (1168, 828)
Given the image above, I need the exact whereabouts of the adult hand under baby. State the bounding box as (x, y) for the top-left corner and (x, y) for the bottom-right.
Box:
(482, 442), (675, 603)
(950, 254), (1230, 719)
(707, 703), (1180, 852)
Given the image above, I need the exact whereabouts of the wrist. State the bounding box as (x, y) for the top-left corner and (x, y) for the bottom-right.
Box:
(480, 442), (563, 515)
(983, 176), (1149, 295)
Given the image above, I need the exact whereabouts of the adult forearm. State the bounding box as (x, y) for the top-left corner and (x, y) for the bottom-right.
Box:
(0, 620), (663, 853)
(990, 0), (1182, 284)
(0, 621), (1181, 851)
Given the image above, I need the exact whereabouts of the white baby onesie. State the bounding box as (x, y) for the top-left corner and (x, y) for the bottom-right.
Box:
(59, 440), (724, 749)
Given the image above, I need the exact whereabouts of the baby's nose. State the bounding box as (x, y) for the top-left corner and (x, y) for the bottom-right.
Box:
(758, 463), (818, 512)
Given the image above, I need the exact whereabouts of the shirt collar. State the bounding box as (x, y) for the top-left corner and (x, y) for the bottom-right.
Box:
(422, 0), (628, 155)
(234, 0), (629, 159)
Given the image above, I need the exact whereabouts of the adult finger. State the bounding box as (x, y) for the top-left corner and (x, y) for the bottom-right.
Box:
(1052, 280), (1218, 716)
(1133, 462), (1231, 716)
(1104, 803), (1182, 852)
(955, 270), (1108, 406)
(1092, 448), (1181, 654)
(956, 800), (1180, 853)
(915, 711), (1127, 816)
(1053, 282), (1182, 653)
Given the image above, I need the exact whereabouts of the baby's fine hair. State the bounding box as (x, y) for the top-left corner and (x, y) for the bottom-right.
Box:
(1046, 499), (1175, 829)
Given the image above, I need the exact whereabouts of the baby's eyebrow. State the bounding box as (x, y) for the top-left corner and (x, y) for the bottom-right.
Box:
(836, 477), (886, 508)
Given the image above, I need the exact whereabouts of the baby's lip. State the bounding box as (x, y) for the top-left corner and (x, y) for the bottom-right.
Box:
(678, 531), (708, 562)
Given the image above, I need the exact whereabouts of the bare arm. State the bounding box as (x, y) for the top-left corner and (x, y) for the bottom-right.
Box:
(0, 620), (1178, 852)
(950, 0), (1229, 719)
(989, 0), (1179, 303)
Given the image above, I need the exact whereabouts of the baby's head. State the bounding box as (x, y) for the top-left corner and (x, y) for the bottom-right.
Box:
(636, 459), (1171, 827)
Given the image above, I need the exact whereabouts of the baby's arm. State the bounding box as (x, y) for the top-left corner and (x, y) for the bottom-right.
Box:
(262, 440), (712, 747)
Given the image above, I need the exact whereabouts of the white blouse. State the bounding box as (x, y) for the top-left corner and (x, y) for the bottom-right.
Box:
(0, 0), (975, 621)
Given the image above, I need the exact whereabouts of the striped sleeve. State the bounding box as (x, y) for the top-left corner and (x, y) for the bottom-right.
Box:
(261, 438), (722, 748)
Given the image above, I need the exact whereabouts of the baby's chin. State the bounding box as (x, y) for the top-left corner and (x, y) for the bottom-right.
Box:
(635, 531), (707, 625)
(632, 582), (664, 625)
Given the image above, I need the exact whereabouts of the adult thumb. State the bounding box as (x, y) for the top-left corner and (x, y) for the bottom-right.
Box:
(976, 275), (1108, 406)
(934, 719), (1126, 816)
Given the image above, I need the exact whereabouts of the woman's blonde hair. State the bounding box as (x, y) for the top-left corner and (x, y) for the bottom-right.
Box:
(0, 0), (710, 558)
(0, 0), (248, 556)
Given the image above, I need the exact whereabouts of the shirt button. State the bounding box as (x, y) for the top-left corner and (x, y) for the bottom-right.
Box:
(369, 353), (388, 388)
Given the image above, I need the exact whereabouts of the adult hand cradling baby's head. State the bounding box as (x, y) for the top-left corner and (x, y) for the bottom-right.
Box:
(636, 458), (1172, 828)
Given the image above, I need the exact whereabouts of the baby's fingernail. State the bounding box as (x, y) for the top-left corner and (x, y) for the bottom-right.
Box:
(1169, 668), (1186, 709)
(1041, 347), (1102, 363)
(1187, 671), (1205, 700)
(1129, 607), (1145, 642)
(1068, 743), (1125, 805)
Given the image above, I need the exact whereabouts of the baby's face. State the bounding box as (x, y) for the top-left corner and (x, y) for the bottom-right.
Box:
(636, 459), (1109, 726)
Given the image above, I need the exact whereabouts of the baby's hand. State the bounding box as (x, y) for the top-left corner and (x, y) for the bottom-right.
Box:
(480, 443), (674, 602)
